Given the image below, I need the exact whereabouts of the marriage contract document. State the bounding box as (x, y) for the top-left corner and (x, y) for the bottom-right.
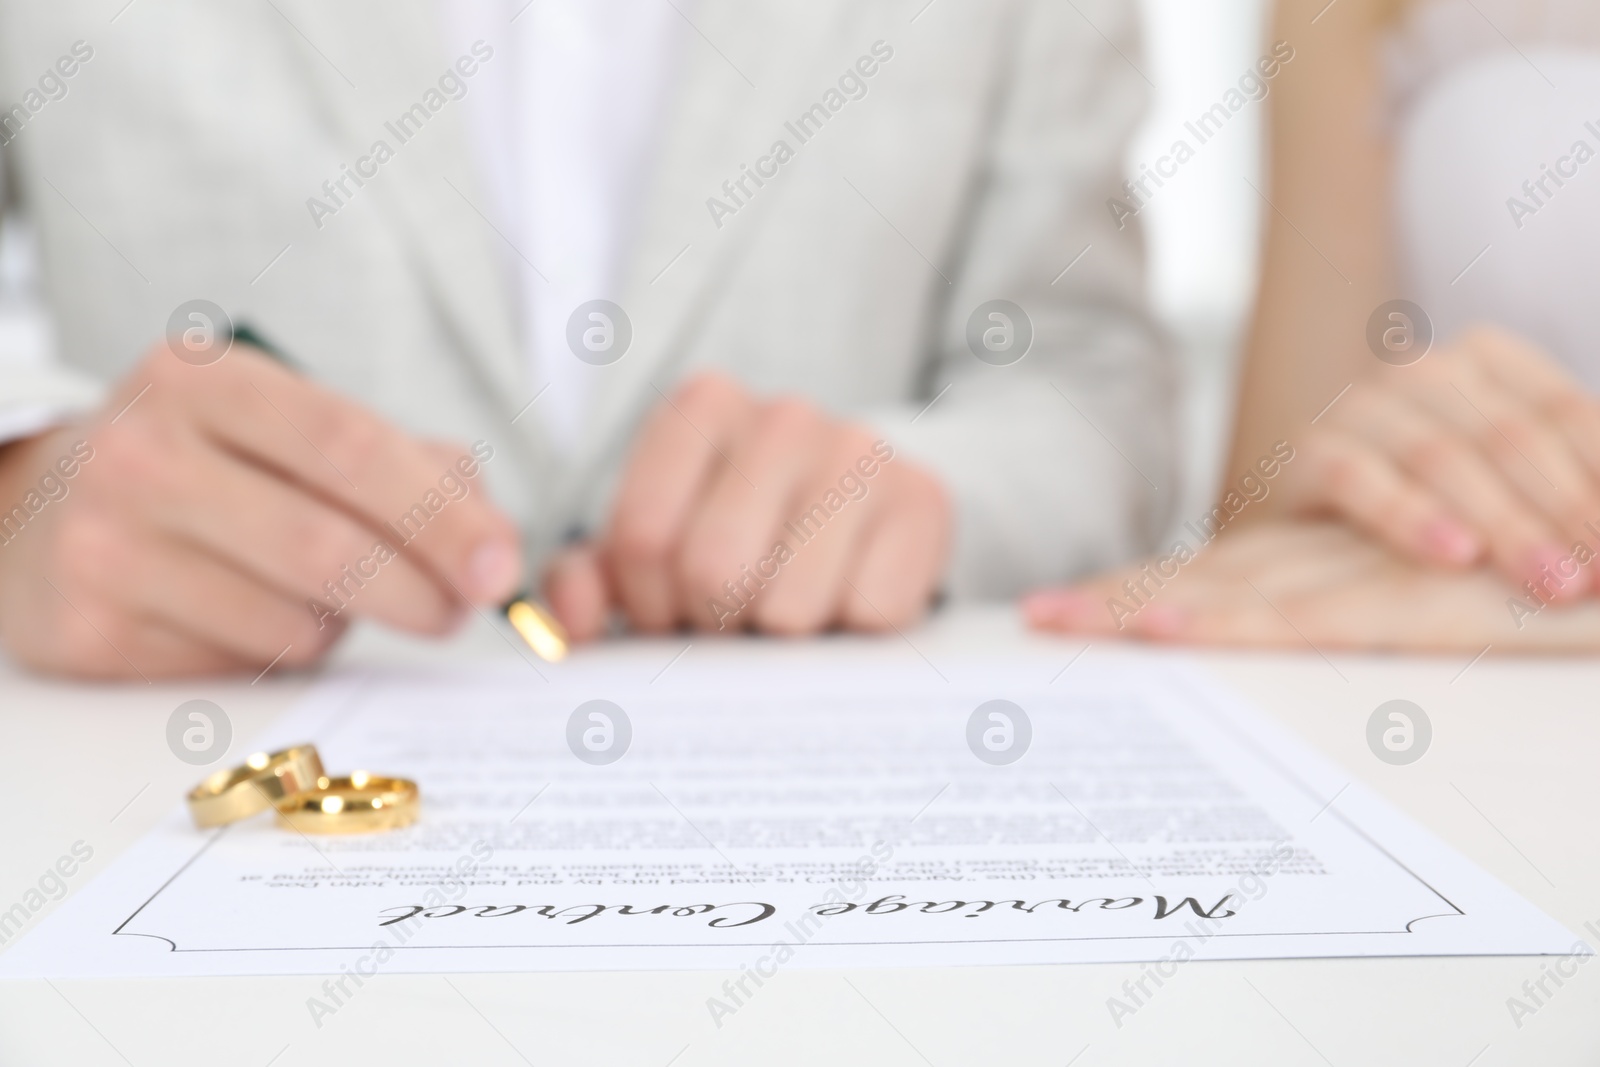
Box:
(0, 645), (1577, 976)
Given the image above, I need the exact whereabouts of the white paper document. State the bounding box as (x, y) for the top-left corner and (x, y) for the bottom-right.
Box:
(0, 646), (1578, 977)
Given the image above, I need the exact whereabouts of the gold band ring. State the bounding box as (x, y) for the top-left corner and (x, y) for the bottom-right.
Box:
(187, 744), (325, 828)
(274, 772), (420, 835)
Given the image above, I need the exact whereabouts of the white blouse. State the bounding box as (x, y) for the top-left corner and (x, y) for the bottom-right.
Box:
(1386, 0), (1600, 386)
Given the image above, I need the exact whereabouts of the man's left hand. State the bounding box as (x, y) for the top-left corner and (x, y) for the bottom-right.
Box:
(546, 372), (951, 639)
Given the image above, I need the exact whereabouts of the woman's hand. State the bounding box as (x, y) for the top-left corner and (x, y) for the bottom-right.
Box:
(1275, 325), (1600, 602)
(1023, 519), (1600, 653)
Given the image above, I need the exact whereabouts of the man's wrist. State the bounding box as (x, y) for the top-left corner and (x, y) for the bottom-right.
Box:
(0, 403), (75, 446)
(0, 424), (73, 508)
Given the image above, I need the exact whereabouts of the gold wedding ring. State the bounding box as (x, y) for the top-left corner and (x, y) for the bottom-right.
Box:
(274, 772), (420, 835)
(187, 744), (325, 828)
(186, 749), (418, 836)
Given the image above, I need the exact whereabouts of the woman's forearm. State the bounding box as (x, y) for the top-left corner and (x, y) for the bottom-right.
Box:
(1227, 0), (1400, 507)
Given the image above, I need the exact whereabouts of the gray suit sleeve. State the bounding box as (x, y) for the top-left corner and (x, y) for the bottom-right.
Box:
(864, 0), (1175, 600)
(0, 149), (104, 434)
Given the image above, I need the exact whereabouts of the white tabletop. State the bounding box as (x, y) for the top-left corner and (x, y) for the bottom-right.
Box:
(0, 605), (1595, 1066)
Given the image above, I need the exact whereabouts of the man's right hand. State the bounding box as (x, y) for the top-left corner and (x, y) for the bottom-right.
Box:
(0, 342), (525, 679)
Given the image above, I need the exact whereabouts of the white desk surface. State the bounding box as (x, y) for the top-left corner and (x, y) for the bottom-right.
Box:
(0, 606), (1595, 1066)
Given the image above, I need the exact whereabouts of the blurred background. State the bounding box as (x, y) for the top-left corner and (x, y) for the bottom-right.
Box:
(0, 0), (1268, 537)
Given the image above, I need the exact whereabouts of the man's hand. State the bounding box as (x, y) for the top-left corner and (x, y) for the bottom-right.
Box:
(1277, 326), (1600, 601)
(546, 373), (951, 638)
(0, 343), (525, 679)
(1023, 519), (1600, 653)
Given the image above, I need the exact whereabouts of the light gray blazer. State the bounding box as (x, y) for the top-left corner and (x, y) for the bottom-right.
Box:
(0, 0), (1173, 597)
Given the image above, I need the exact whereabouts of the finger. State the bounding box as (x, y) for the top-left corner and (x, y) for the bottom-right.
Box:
(60, 616), (257, 680)
(604, 373), (757, 631)
(8, 565), (254, 680)
(839, 471), (949, 632)
(675, 400), (824, 631)
(1021, 558), (1240, 639)
(138, 439), (464, 634)
(1449, 324), (1581, 389)
(1539, 389), (1600, 490)
(1022, 588), (1080, 631)
(1109, 524), (1512, 652)
(1454, 327), (1600, 516)
(1026, 519), (1600, 653)
(1289, 427), (1481, 567)
(544, 543), (610, 643)
(751, 429), (884, 634)
(1023, 575), (1144, 636)
(1198, 526), (1394, 608)
(1024, 569), (1277, 646)
(154, 348), (523, 604)
(1434, 331), (1600, 506)
(1162, 533), (1508, 652)
(1337, 385), (1575, 598)
(78, 523), (345, 666)
(1024, 523), (1393, 644)
(1192, 516), (1399, 581)
(1407, 358), (1600, 566)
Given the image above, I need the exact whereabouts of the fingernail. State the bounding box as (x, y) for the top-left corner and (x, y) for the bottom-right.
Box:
(469, 541), (522, 601)
(1023, 590), (1089, 626)
(1138, 604), (1187, 637)
(1420, 518), (1480, 565)
(1528, 544), (1582, 601)
(1022, 593), (1061, 626)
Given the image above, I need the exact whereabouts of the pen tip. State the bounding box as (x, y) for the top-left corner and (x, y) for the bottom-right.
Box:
(504, 598), (570, 662)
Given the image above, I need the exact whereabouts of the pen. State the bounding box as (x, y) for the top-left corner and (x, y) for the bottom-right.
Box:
(229, 324), (569, 662)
